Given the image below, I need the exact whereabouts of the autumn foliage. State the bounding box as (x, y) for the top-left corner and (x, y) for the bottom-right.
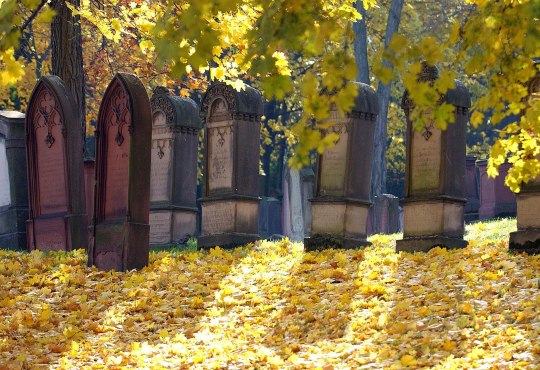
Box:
(1, 219), (539, 368)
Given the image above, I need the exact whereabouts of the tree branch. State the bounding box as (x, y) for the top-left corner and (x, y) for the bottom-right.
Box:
(20, 0), (48, 33)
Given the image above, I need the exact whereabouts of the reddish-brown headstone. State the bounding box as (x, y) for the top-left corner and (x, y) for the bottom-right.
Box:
(88, 73), (151, 271)
(25, 76), (87, 251)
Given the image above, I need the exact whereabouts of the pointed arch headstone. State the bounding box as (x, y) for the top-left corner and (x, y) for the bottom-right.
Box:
(25, 76), (87, 251)
(88, 73), (152, 271)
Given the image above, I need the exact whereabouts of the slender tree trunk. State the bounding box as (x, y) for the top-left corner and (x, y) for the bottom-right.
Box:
(51, 0), (86, 143)
(371, 0), (404, 197)
(353, 1), (370, 84)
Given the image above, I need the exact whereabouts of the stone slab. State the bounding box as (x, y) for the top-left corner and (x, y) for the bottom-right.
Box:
(509, 229), (540, 254)
(396, 236), (468, 253)
(304, 235), (371, 251)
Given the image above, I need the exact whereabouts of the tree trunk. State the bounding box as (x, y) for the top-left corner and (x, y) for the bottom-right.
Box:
(371, 0), (404, 197)
(353, 1), (370, 84)
(51, 0), (86, 143)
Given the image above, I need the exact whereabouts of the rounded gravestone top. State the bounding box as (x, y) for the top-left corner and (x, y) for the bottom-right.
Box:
(200, 82), (264, 121)
(150, 86), (201, 129)
(352, 82), (379, 115)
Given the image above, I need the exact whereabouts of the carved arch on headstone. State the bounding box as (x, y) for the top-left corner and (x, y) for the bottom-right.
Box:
(200, 83), (238, 124)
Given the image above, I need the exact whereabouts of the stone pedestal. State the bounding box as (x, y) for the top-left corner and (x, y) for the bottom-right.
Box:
(305, 82), (378, 250)
(464, 156), (480, 221)
(0, 111), (28, 250)
(509, 58), (540, 253)
(396, 65), (471, 253)
(88, 73), (151, 271)
(25, 76), (87, 251)
(477, 160), (516, 219)
(198, 83), (263, 249)
(149, 87), (201, 246)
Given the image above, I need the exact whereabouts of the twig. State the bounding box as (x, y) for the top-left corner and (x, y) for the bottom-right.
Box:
(20, 0), (48, 33)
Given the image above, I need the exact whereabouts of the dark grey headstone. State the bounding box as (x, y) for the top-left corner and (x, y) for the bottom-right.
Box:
(0, 111), (28, 250)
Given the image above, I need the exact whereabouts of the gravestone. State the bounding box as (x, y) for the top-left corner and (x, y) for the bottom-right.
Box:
(88, 73), (151, 271)
(477, 159), (516, 219)
(84, 136), (96, 225)
(305, 82), (378, 250)
(464, 156), (480, 221)
(149, 87), (201, 246)
(370, 194), (401, 235)
(25, 76), (87, 251)
(198, 82), (263, 249)
(259, 197), (283, 239)
(282, 167), (303, 241)
(0, 111), (28, 249)
(396, 65), (471, 252)
(510, 58), (540, 252)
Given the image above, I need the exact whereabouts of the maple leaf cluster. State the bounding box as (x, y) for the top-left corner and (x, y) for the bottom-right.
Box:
(0, 218), (539, 368)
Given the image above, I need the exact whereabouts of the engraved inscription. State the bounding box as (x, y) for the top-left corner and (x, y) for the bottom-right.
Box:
(150, 139), (172, 202)
(312, 203), (346, 234)
(208, 125), (233, 192)
(36, 123), (67, 213)
(150, 211), (172, 244)
(104, 121), (130, 220)
(202, 201), (235, 234)
(411, 119), (442, 192)
(319, 120), (349, 196)
(0, 137), (11, 207)
(104, 82), (131, 220)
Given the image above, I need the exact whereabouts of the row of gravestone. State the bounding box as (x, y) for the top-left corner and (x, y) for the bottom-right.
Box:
(1, 62), (539, 271)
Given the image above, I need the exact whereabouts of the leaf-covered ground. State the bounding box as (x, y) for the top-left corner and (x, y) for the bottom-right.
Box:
(1, 218), (540, 369)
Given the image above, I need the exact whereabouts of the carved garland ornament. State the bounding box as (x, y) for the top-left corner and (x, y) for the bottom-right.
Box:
(34, 87), (62, 149)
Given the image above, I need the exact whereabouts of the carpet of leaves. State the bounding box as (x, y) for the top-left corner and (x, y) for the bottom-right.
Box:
(1, 219), (540, 369)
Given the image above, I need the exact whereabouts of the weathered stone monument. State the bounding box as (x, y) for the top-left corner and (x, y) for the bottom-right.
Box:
(259, 196), (282, 239)
(198, 82), (263, 249)
(88, 73), (151, 271)
(305, 82), (378, 250)
(370, 194), (401, 235)
(477, 159), (516, 219)
(464, 156), (480, 221)
(84, 136), (96, 225)
(149, 87), (201, 246)
(396, 65), (471, 252)
(25, 76), (87, 251)
(510, 58), (540, 252)
(0, 111), (28, 249)
(282, 167), (308, 241)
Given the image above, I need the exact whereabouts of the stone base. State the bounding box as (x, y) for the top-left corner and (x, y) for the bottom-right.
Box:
(304, 234), (371, 251)
(0, 206), (28, 250)
(89, 220), (149, 272)
(0, 232), (27, 250)
(396, 236), (468, 253)
(509, 229), (540, 254)
(464, 212), (479, 223)
(197, 232), (259, 250)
